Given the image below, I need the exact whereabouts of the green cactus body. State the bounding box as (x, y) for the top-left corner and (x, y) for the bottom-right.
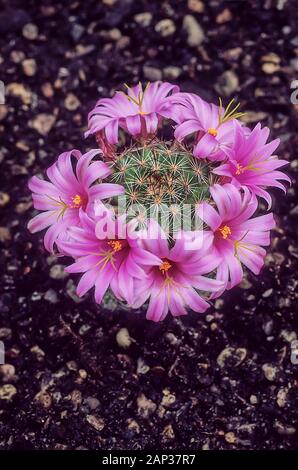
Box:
(108, 140), (215, 238)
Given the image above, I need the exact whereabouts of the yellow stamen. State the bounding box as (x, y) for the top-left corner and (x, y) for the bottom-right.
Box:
(234, 240), (257, 262)
(123, 82), (150, 115)
(108, 240), (123, 253)
(71, 194), (82, 208)
(235, 164), (245, 175)
(218, 97), (246, 125)
(156, 276), (189, 305)
(235, 160), (262, 175)
(46, 195), (68, 221)
(207, 127), (218, 137)
(91, 250), (118, 272)
(219, 225), (232, 239)
(159, 260), (172, 275)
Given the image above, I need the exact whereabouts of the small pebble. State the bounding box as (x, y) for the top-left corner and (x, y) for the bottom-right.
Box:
(30, 113), (56, 136)
(274, 420), (296, 436)
(155, 19), (176, 37)
(85, 397), (100, 410)
(15, 201), (32, 213)
(134, 12), (152, 27)
(262, 363), (277, 381)
(44, 289), (59, 304)
(217, 347), (247, 368)
(225, 431), (237, 444)
(0, 384), (17, 401)
(66, 279), (85, 303)
(215, 70), (239, 97)
(49, 264), (68, 280)
(22, 23), (38, 40)
(35, 390), (52, 408)
(71, 23), (84, 41)
(162, 424), (175, 441)
(250, 395), (258, 405)
(0, 364), (15, 382)
(0, 328), (12, 340)
(280, 330), (297, 343)
(70, 389), (82, 408)
(10, 50), (25, 63)
(109, 28), (122, 41)
(127, 418), (140, 434)
(188, 0), (204, 13)
(165, 332), (179, 345)
(241, 111), (268, 124)
(22, 58), (37, 76)
(64, 93), (80, 111)
(0, 106), (8, 121)
(67, 360), (78, 371)
(183, 15), (204, 47)
(0, 227), (11, 243)
(143, 65), (162, 81)
(41, 82), (54, 98)
(30, 345), (45, 361)
(137, 357), (150, 374)
(216, 8), (232, 24)
(116, 36), (130, 50)
(163, 66), (182, 80)
(137, 393), (157, 418)
(7, 82), (32, 104)
(277, 387), (288, 408)
(161, 389), (176, 407)
(223, 47), (242, 61)
(79, 369), (87, 380)
(116, 328), (132, 349)
(86, 415), (105, 431)
(239, 277), (252, 289)
(262, 62), (280, 74)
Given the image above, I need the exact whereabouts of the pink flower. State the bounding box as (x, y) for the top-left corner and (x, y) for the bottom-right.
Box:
(172, 93), (245, 161)
(85, 81), (179, 144)
(213, 123), (290, 207)
(196, 184), (276, 296)
(27, 149), (124, 253)
(57, 209), (161, 305)
(131, 220), (223, 321)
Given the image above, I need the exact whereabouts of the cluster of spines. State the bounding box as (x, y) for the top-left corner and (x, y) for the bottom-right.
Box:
(111, 144), (210, 203)
(108, 142), (212, 234)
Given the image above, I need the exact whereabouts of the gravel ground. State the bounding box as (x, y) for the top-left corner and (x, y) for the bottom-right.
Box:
(0, 0), (298, 450)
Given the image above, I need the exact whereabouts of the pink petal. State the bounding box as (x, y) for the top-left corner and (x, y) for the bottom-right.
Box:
(125, 115), (141, 135)
(76, 268), (98, 297)
(65, 255), (99, 273)
(88, 183), (124, 201)
(130, 247), (162, 266)
(146, 283), (168, 322)
(94, 265), (115, 303)
(105, 119), (119, 144)
(169, 290), (188, 317)
(182, 288), (210, 313)
(27, 211), (56, 233)
(196, 202), (221, 231)
(174, 120), (202, 141)
(144, 113), (158, 134)
(193, 132), (217, 159)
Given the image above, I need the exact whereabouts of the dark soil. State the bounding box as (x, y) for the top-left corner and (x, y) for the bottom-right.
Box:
(0, 0), (298, 450)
